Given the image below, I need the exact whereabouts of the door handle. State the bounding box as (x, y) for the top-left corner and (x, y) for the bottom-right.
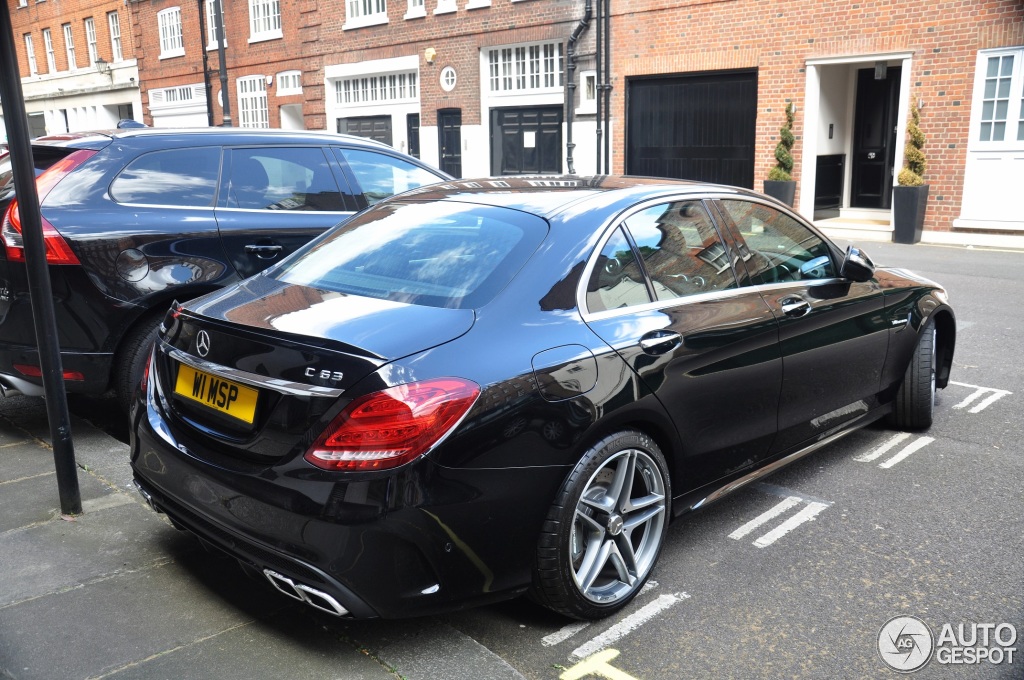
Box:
(244, 244), (283, 259)
(779, 296), (812, 318)
(639, 330), (682, 355)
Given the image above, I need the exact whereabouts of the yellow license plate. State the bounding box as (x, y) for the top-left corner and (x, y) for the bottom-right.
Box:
(174, 363), (259, 424)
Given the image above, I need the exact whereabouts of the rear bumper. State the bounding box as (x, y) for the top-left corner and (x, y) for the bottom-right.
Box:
(0, 348), (114, 397)
(129, 377), (567, 619)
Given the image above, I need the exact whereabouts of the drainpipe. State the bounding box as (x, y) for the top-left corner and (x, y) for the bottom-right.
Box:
(594, 0), (603, 173)
(602, 0), (611, 173)
(197, 0), (214, 127)
(213, 0), (231, 126)
(564, 0), (592, 175)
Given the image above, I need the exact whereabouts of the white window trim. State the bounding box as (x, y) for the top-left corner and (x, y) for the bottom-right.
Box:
(205, 1), (228, 50)
(158, 7), (185, 59)
(968, 47), (1024, 151)
(42, 29), (56, 73)
(62, 23), (77, 71)
(84, 18), (98, 66)
(18, 0), (27, 7)
(486, 40), (565, 97)
(403, 0), (425, 19)
(237, 75), (270, 128)
(576, 69), (597, 115)
(24, 34), (38, 76)
(343, 0), (388, 30)
(276, 70), (302, 95)
(108, 12), (123, 62)
(248, 0), (283, 43)
(465, 0), (490, 8)
(434, 0), (456, 15)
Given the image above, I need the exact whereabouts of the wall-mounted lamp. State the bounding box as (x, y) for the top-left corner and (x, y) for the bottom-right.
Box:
(95, 57), (113, 81)
(424, 47), (437, 65)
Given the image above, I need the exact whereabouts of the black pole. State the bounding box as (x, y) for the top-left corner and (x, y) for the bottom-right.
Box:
(603, 0), (611, 173)
(594, 0), (603, 174)
(198, 0), (215, 126)
(0, 3), (82, 515)
(564, 0), (592, 175)
(213, 0), (232, 125)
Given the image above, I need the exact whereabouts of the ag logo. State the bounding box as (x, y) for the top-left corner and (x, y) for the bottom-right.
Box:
(878, 616), (934, 673)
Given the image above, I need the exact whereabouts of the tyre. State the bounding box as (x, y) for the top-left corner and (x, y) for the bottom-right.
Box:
(890, 318), (936, 430)
(532, 430), (670, 619)
(115, 314), (162, 415)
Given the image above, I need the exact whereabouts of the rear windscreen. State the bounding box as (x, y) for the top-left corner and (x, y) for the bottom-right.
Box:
(270, 201), (548, 309)
(0, 146), (74, 191)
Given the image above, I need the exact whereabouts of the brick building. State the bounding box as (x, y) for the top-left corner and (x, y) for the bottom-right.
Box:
(7, 0), (1024, 243)
(3, 0), (142, 137)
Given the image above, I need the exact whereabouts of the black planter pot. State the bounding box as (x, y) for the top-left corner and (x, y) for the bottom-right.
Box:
(892, 185), (929, 244)
(763, 180), (796, 207)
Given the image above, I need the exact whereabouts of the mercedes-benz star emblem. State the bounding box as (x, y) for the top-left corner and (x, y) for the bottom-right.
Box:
(196, 330), (211, 357)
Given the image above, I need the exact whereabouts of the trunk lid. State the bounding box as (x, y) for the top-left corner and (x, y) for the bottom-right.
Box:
(153, 274), (475, 463)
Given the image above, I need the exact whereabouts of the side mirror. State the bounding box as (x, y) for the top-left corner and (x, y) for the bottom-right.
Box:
(840, 246), (875, 282)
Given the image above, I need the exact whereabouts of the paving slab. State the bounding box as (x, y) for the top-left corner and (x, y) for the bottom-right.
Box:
(0, 471), (113, 532)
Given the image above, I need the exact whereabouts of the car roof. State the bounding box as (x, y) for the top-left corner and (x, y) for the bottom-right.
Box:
(393, 175), (768, 218)
(32, 127), (394, 150)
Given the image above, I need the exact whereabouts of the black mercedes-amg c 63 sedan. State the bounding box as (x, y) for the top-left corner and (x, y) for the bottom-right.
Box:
(130, 175), (955, 620)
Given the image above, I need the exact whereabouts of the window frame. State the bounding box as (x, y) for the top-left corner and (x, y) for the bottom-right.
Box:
(969, 47), (1024, 149)
(248, 0), (282, 42)
(204, 0), (227, 50)
(237, 75), (270, 128)
(62, 23), (76, 71)
(344, 0), (388, 30)
(84, 18), (98, 66)
(42, 28), (56, 73)
(276, 70), (302, 96)
(157, 7), (185, 59)
(403, 0), (425, 19)
(24, 33), (38, 76)
(107, 12), (123, 62)
(487, 41), (564, 96)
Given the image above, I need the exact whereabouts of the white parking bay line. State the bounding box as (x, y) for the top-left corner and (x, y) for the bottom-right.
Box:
(752, 501), (829, 548)
(569, 592), (690, 660)
(949, 381), (1013, 414)
(542, 621), (591, 647)
(967, 391), (1010, 414)
(854, 432), (912, 462)
(878, 436), (934, 469)
(728, 496), (802, 540)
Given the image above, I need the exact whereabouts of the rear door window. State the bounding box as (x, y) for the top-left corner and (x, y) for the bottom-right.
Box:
(225, 147), (355, 212)
(334, 148), (444, 207)
(110, 147), (221, 207)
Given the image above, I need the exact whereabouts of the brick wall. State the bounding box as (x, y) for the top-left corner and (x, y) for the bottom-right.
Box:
(610, 0), (1024, 232)
(10, 0), (132, 75)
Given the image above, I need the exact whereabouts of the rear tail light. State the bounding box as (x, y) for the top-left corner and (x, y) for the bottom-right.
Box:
(305, 378), (480, 471)
(1, 149), (95, 265)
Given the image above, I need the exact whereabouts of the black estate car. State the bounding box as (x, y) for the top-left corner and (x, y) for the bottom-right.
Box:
(0, 128), (448, 410)
(130, 176), (955, 620)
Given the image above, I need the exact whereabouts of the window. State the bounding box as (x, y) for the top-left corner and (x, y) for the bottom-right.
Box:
(271, 202), (546, 310)
(110, 148), (221, 207)
(335, 71), (417, 105)
(975, 50), (1024, 144)
(465, 0), (490, 8)
(577, 70), (597, 114)
(84, 18), (98, 66)
(237, 76), (270, 128)
(62, 24), (76, 70)
(624, 201), (738, 302)
(404, 0), (424, 19)
(344, 0), (387, 29)
(18, 0), (27, 7)
(226, 148), (347, 211)
(335, 148), (441, 205)
(434, 0), (456, 13)
(158, 8), (185, 59)
(586, 227), (651, 312)
(205, 1), (227, 49)
(276, 70), (302, 95)
(42, 29), (56, 73)
(488, 42), (563, 94)
(248, 0), (282, 41)
(24, 34), (38, 76)
(108, 12), (123, 62)
(716, 200), (836, 285)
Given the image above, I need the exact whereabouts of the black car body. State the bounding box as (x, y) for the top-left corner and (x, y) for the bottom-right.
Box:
(130, 176), (956, 620)
(0, 128), (449, 408)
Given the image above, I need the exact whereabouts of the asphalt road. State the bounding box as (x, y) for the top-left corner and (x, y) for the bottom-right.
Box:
(66, 240), (1023, 679)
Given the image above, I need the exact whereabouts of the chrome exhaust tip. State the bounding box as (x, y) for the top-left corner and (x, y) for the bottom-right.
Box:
(132, 479), (160, 513)
(263, 569), (349, 617)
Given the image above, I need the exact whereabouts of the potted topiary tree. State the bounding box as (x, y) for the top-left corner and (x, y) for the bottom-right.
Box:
(763, 102), (796, 207)
(893, 102), (928, 244)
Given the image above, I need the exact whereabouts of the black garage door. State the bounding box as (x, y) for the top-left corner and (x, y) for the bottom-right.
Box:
(627, 70), (757, 188)
(339, 116), (393, 146)
(490, 106), (563, 175)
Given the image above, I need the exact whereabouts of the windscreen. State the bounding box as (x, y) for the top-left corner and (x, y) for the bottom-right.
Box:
(270, 200), (548, 309)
